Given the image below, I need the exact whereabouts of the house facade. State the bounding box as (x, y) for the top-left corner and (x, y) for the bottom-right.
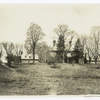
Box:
(21, 49), (39, 63)
(50, 40), (75, 63)
(0, 46), (39, 64)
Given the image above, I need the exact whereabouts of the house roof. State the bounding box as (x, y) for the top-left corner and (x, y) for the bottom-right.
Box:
(21, 48), (38, 59)
(51, 43), (74, 52)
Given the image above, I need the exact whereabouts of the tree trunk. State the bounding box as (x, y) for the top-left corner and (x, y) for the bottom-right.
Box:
(95, 58), (97, 64)
(89, 56), (91, 64)
(72, 58), (74, 66)
(67, 57), (69, 63)
(8, 59), (11, 67)
(45, 55), (46, 63)
(33, 49), (35, 64)
(63, 51), (64, 63)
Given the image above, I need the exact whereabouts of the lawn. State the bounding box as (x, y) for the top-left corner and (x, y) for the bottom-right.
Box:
(0, 63), (100, 95)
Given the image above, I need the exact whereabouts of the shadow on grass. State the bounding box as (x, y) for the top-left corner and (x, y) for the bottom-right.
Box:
(4, 63), (18, 69)
(16, 69), (28, 74)
(9, 66), (18, 68)
(10, 63), (37, 68)
(47, 74), (100, 80)
(95, 66), (100, 69)
(73, 75), (100, 79)
(0, 78), (16, 83)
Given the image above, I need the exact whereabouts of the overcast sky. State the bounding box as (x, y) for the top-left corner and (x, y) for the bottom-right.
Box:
(0, 4), (100, 46)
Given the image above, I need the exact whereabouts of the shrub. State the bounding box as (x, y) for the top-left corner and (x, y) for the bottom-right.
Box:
(6, 54), (14, 66)
(47, 56), (56, 65)
(51, 63), (61, 69)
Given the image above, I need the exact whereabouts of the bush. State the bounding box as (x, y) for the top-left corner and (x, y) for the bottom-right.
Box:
(6, 54), (14, 66)
(51, 63), (61, 69)
(13, 56), (21, 64)
(96, 65), (100, 69)
(55, 54), (63, 63)
(47, 56), (57, 65)
(84, 57), (87, 64)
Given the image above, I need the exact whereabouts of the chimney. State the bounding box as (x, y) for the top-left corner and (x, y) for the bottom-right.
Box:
(53, 40), (56, 47)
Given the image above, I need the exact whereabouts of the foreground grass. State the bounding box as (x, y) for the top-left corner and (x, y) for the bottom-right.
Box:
(0, 63), (100, 95)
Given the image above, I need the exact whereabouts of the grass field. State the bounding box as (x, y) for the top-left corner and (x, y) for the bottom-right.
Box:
(0, 63), (100, 95)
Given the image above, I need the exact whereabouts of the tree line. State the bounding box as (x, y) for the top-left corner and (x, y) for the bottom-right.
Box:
(54, 25), (100, 64)
(0, 22), (100, 66)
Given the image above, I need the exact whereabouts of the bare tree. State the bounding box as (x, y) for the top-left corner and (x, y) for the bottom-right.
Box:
(36, 42), (51, 63)
(85, 37), (94, 64)
(90, 26), (100, 64)
(25, 22), (45, 64)
(78, 34), (88, 63)
(2, 42), (14, 66)
(0, 43), (2, 59)
(79, 34), (87, 53)
(0, 43), (3, 63)
(13, 43), (23, 64)
(14, 43), (23, 56)
(66, 30), (77, 51)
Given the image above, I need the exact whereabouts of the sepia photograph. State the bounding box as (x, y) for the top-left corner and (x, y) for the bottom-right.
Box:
(0, 0), (100, 97)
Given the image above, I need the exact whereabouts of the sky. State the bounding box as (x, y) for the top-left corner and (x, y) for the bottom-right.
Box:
(0, 3), (100, 46)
